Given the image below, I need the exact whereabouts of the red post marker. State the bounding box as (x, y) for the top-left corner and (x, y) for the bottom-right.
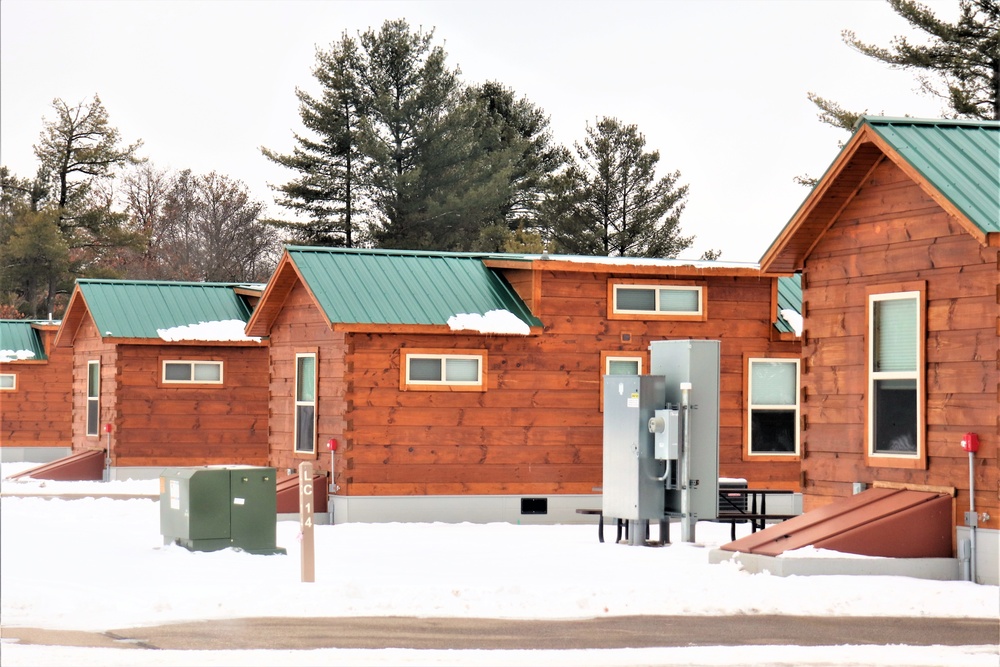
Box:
(103, 423), (113, 434)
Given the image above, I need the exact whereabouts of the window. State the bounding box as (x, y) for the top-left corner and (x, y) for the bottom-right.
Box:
(0, 373), (15, 390)
(162, 361), (223, 384)
(400, 350), (487, 392)
(747, 358), (799, 456)
(605, 355), (642, 376)
(868, 287), (924, 465)
(609, 282), (705, 320)
(86, 360), (100, 437)
(599, 352), (644, 411)
(295, 353), (316, 453)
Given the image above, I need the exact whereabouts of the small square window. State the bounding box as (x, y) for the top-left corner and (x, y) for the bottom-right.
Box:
(0, 373), (15, 390)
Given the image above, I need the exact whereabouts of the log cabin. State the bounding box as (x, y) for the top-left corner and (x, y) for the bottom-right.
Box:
(760, 116), (999, 581)
(52, 279), (270, 479)
(246, 247), (801, 523)
(0, 319), (72, 462)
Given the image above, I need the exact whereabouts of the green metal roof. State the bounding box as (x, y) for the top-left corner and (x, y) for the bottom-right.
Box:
(0, 320), (47, 360)
(863, 117), (1000, 235)
(76, 280), (254, 339)
(774, 274), (802, 334)
(286, 247), (543, 328)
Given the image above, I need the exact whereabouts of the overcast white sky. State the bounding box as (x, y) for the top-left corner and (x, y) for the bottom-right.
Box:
(0, 0), (957, 262)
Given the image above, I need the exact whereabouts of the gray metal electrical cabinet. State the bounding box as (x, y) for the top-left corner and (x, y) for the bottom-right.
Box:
(602, 374), (667, 521)
(159, 466), (285, 554)
(649, 340), (720, 521)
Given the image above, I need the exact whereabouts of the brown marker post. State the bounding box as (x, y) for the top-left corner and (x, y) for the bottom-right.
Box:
(299, 461), (315, 583)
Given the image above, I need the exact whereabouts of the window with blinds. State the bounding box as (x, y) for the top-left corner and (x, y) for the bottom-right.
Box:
(868, 291), (920, 456)
(295, 353), (316, 453)
(400, 350), (487, 392)
(747, 358), (799, 456)
(612, 284), (703, 317)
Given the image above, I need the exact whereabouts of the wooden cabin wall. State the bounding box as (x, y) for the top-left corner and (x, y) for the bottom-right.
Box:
(112, 344), (269, 467)
(1, 346), (72, 449)
(69, 317), (116, 453)
(337, 270), (799, 497)
(799, 159), (999, 531)
(267, 284), (347, 476)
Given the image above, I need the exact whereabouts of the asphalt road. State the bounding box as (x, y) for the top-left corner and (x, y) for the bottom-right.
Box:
(4, 615), (998, 651)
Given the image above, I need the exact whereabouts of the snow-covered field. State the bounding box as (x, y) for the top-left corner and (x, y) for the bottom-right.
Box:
(1, 463), (997, 666)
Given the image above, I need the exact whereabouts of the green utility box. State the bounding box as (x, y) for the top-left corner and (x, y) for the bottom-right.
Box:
(159, 466), (286, 555)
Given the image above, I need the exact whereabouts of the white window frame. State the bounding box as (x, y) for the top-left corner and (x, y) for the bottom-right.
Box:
(0, 373), (15, 391)
(405, 353), (483, 387)
(600, 353), (645, 412)
(612, 284), (704, 317)
(86, 360), (100, 437)
(400, 349), (488, 392)
(867, 290), (922, 461)
(604, 355), (643, 376)
(746, 357), (800, 457)
(294, 353), (317, 454)
(161, 360), (224, 384)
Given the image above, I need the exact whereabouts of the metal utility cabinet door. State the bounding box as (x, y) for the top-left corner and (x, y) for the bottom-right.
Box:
(160, 466), (283, 554)
(649, 340), (720, 522)
(602, 375), (667, 521)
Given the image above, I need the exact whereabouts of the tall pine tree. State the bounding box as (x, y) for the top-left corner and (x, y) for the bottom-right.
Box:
(262, 34), (367, 246)
(809, 0), (999, 130)
(548, 118), (692, 258)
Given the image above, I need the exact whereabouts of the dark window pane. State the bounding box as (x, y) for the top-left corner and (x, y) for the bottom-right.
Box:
(164, 363), (191, 381)
(750, 410), (796, 453)
(409, 358), (442, 382)
(295, 405), (315, 452)
(873, 379), (917, 452)
(616, 288), (655, 311)
(87, 399), (99, 436)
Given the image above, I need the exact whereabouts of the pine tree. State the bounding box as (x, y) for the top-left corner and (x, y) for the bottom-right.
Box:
(262, 34), (367, 246)
(548, 118), (692, 258)
(809, 0), (1000, 130)
(266, 19), (546, 252)
(463, 82), (569, 250)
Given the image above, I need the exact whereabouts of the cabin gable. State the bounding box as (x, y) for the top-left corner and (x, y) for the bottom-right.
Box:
(789, 133), (998, 535)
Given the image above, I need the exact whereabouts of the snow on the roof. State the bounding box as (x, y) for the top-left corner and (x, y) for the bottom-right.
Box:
(0, 349), (36, 362)
(524, 253), (759, 271)
(156, 319), (261, 342)
(447, 310), (530, 335)
(780, 309), (804, 336)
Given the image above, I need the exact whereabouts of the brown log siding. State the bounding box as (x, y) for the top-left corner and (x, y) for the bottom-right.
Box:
(68, 317), (269, 467)
(1, 329), (72, 449)
(268, 268), (801, 497)
(799, 159), (999, 531)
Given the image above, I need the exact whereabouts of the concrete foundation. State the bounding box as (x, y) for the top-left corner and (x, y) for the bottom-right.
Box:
(329, 494), (603, 525)
(1, 447), (72, 463)
(708, 548), (961, 581)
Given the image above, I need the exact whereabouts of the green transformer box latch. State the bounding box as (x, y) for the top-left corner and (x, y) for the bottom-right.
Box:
(159, 466), (286, 555)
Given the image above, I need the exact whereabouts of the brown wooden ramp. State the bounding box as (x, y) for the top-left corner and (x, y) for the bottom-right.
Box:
(720, 488), (953, 558)
(276, 473), (328, 513)
(5, 449), (105, 482)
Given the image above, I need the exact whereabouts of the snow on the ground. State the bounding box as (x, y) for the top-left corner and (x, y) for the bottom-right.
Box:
(1, 462), (997, 667)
